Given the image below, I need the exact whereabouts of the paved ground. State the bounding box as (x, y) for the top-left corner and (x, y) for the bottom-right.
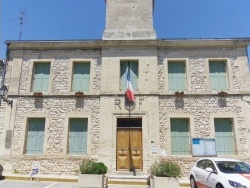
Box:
(0, 179), (190, 188)
(0, 180), (78, 188)
(0, 180), (147, 188)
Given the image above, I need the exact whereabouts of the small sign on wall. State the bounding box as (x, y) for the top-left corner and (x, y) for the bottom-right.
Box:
(30, 161), (40, 177)
(192, 138), (217, 157)
(151, 146), (157, 154)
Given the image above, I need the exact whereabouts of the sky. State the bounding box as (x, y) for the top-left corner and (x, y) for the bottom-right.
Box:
(1, 0), (250, 60)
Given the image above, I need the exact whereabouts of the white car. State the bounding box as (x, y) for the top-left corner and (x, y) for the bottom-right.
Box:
(190, 158), (250, 188)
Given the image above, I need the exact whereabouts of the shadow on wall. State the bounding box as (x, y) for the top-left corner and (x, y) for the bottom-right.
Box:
(5, 130), (12, 149)
(0, 164), (3, 177)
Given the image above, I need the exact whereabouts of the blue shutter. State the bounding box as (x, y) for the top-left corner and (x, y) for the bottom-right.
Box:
(26, 118), (45, 154)
(120, 62), (128, 91)
(171, 119), (190, 155)
(72, 63), (90, 91)
(33, 63), (50, 91)
(33, 64), (43, 91)
(69, 118), (88, 154)
(168, 62), (186, 91)
(215, 118), (235, 155)
(41, 63), (50, 91)
(209, 62), (227, 91)
(130, 62), (138, 90)
(120, 62), (138, 91)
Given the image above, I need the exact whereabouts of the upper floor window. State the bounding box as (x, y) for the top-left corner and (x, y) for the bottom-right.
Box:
(168, 61), (186, 91)
(170, 118), (190, 155)
(209, 61), (228, 91)
(120, 61), (138, 91)
(32, 63), (50, 92)
(68, 118), (88, 155)
(72, 62), (90, 91)
(26, 118), (45, 154)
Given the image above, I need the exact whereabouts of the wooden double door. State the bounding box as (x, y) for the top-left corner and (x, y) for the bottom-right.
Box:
(116, 127), (142, 171)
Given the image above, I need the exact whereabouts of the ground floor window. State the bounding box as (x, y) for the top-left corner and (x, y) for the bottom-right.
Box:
(170, 118), (190, 155)
(214, 118), (235, 155)
(26, 118), (45, 154)
(69, 118), (88, 155)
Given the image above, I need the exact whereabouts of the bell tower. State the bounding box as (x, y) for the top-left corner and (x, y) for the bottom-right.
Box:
(103, 0), (156, 40)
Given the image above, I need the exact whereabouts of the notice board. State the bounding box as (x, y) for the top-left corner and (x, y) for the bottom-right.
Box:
(192, 138), (217, 157)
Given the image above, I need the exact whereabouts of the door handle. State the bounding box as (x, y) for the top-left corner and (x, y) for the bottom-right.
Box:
(119, 148), (127, 154)
(132, 148), (140, 155)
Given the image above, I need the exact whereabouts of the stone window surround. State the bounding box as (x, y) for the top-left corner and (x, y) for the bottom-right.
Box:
(207, 58), (232, 93)
(27, 58), (96, 95)
(163, 58), (235, 94)
(68, 59), (95, 94)
(20, 112), (50, 155)
(27, 59), (53, 95)
(164, 58), (190, 94)
(20, 112), (92, 156)
(120, 59), (139, 92)
(209, 113), (238, 156)
(63, 112), (91, 156)
(166, 113), (238, 157)
(165, 114), (194, 157)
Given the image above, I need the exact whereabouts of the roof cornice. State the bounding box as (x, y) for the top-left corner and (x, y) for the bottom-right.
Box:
(5, 38), (250, 51)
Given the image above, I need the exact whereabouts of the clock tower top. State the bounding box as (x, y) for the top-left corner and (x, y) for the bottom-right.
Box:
(103, 0), (156, 40)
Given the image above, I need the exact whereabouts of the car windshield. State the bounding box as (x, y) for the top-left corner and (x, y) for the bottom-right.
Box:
(215, 161), (250, 174)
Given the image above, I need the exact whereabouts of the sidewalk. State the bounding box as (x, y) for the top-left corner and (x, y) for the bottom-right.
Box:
(2, 173), (190, 188)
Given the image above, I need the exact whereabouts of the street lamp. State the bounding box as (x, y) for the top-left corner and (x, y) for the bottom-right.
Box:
(0, 85), (8, 96)
(0, 85), (12, 106)
(0, 60), (12, 107)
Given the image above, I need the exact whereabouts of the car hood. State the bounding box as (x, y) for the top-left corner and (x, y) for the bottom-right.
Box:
(222, 173), (250, 186)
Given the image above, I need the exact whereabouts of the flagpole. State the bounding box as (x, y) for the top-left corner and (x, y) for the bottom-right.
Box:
(129, 102), (131, 118)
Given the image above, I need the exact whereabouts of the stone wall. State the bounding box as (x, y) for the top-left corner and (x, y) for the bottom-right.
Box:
(18, 50), (102, 95)
(1, 97), (100, 174)
(1, 44), (250, 177)
(0, 103), (6, 156)
(159, 95), (247, 152)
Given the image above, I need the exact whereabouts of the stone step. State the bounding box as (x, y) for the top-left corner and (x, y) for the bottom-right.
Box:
(108, 175), (190, 188)
(108, 185), (150, 188)
(108, 174), (149, 186)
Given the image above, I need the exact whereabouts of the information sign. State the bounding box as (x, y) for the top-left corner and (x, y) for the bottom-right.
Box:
(192, 138), (217, 157)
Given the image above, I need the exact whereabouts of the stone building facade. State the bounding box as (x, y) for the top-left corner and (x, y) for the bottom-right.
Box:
(0, 0), (250, 177)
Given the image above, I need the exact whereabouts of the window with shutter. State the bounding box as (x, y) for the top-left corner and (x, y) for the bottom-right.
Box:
(120, 61), (138, 91)
(170, 118), (190, 155)
(209, 61), (228, 91)
(33, 63), (50, 92)
(214, 118), (235, 155)
(168, 61), (186, 91)
(26, 118), (45, 154)
(69, 118), (88, 155)
(72, 63), (90, 91)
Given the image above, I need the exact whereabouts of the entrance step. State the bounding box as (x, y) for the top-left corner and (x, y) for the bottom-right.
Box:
(108, 174), (149, 187)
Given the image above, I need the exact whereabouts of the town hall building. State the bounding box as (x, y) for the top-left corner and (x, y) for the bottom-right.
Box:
(0, 0), (250, 178)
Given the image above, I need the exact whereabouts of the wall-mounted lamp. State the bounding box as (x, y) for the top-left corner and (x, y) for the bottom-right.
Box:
(0, 85), (13, 107)
(0, 59), (4, 66)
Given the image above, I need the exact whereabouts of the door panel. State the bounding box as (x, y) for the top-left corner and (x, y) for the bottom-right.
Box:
(130, 128), (142, 170)
(117, 129), (130, 170)
(117, 128), (142, 171)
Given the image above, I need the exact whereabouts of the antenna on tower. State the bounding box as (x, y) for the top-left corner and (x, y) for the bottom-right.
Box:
(19, 9), (26, 41)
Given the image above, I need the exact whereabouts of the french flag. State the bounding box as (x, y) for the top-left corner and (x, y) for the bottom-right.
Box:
(126, 65), (135, 102)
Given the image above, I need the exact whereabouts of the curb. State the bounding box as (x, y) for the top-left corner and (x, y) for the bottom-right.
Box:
(1, 175), (190, 187)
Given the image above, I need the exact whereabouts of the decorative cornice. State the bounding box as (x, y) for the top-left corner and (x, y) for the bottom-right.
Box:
(5, 38), (250, 51)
